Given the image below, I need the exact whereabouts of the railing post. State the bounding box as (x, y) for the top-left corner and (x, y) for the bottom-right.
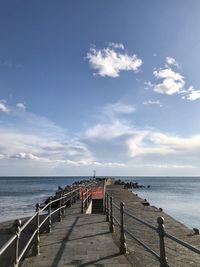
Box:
(104, 192), (107, 213)
(59, 194), (62, 222)
(109, 196), (114, 233)
(86, 188), (88, 208)
(70, 188), (73, 206)
(77, 188), (80, 200)
(81, 191), (84, 213)
(62, 193), (65, 217)
(106, 193), (109, 222)
(13, 219), (21, 267)
(34, 203), (40, 255)
(120, 202), (127, 254)
(48, 197), (52, 233)
(157, 217), (168, 267)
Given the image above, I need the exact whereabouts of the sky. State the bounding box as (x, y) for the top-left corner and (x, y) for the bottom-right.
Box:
(1, 1), (200, 176)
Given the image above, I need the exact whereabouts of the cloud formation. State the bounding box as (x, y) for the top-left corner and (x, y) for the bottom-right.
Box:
(143, 100), (162, 107)
(0, 100), (9, 113)
(146, 56), (200, 101)
(165, 56), (179, 67)
(102, 102), (135, 118)
(127, 131), (200, 158)
(182, 86), (200, 101)
(153, 68), (185, 95)
(16, 103), (26, 110)
(86, 43), (142, 77)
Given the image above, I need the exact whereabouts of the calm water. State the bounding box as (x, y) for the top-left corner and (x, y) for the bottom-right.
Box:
(0, 176), (200, 229)
(126, 176), (200, 229)
(0, 176), (86, 223)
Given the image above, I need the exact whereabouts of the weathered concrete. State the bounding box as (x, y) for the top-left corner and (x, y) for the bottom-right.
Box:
(107, 185), (200, 267)
(22, 201), (131, 267)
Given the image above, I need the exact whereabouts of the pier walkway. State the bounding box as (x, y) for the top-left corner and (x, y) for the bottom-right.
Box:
(22, 201), (131, 267)
(107, 185), (200, 267)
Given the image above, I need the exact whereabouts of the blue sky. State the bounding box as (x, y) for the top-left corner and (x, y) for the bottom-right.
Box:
(1, 1), (200, 176)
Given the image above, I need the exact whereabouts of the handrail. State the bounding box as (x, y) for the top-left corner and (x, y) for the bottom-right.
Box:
(0, 235), (17, 256)
(112, 201), (120, 210)
(125, 228), (161, 260)
(20, 212), (38, 232)
(165, 232), (200, 255)
(105, 192), (200, 267)
(81, 185), (93, 213)
(0, 180), (95, 267)
(113, 215), (120, 226)
(124, 209), (157, 231)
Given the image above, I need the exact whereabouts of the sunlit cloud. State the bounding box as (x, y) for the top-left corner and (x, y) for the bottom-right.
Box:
(102, 102), (135, 118)
(153, 68), (185, 95)
(143, 100), (162, 107)
(16, 103), (26, 110)
(165, 56), (179, 67)
(0, 100), (9, 113)
(127, 131), (200, 158)
(182, 86), (200, 101)
(86, 43), (142, 77)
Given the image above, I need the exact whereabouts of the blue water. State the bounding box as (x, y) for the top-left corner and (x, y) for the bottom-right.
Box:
(126, 176), (200, 229)
(0, 176), (87, 222)
(0, 176), (200, 229)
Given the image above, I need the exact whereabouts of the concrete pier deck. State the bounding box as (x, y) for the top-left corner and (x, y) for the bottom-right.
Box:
(22, 201), (131, 267)
(107, 185), (200, 267)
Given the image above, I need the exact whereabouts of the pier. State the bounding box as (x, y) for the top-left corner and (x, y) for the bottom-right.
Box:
(1, 178), (200, 266)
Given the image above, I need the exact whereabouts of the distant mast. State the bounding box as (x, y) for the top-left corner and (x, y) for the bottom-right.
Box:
(93, 169), (96, 179)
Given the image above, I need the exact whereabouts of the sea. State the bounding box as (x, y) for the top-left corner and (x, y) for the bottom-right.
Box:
(0, 176), (200, 229)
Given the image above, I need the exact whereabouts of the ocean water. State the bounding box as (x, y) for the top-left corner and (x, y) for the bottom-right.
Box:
(126, 176), (200, 229)
(0, 176), (200, 229)
(0, 176), (86, 223)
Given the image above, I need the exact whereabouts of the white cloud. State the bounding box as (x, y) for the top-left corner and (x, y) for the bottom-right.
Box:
(149, 59), (200, 101)
(85, 120), (134, 140)
(127, 131), (200, 158)
(102, 102), (135, 118)
(182, 86), (200, 101)
(143, 100), (162, 107)
(153, 68), (184, 82)
(0, 100), (9, 113)
(16, 103), (26, 110)
(108, 42), (124, 50)
(86, 43), (142, 77)
(166, 56), (179, 67)
(144, 81), (154, 90)
(152, 68), (185, 95)
(10, 152), (40, 160)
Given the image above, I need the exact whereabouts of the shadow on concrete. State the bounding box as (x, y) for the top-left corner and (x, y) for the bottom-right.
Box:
(50, 216), (80, 267)
(77, 220), (105, 227)
(77, 252), (122, 266)
(69, 231), (110, 242)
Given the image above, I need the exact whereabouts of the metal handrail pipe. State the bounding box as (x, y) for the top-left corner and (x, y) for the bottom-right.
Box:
(0, 234), (17, 256)
(18, 229), (38, 261)
(40, 189), (79, 212)
(165, 232), (200, 255)
(51, 207), (61, 216)
(40, 203), (50, 213)
(51, 204), (66, 216)
(124, 210), (157, 231)
(20, 212), (38, 232)
(125, 229), (161, 261)
(50, 198), (60, 205)
(112, 201), (120, 210)
(113, 215), (120, 226)
(60, 188), (80, 199)
(39, 214), (49, 228)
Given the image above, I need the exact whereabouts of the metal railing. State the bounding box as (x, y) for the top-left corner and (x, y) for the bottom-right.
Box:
(105, 192), (200, 267)
(0, 182), (94, 267)
(81, 186), (93, 213)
